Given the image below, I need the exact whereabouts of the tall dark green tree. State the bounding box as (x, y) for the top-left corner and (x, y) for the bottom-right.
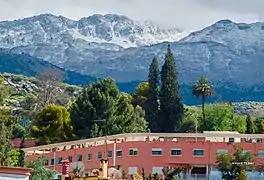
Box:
(160, 45), (184, 132)
(245, 114), (254, 134)
(146, 57), (160, 132)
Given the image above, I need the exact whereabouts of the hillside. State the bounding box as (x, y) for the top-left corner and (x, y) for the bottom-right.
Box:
(0, 73), (81, 108)
(0, 49), (97, 85)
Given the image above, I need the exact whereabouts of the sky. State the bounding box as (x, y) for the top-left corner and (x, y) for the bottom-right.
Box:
(0, 0), (263, 31)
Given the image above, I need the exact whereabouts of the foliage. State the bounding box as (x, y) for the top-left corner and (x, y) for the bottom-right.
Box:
(192, 76), (213, 121)
(132, 82), (149, 110)
(199, 103), (246, 133)
(31, 104), (73, 145)
(179, 107), (199, 133)
(146, 57), (160, 132)
(245, 114), (255, 134)
(160, 45), (183, 132)
(216, 145), (253, 180)
(179, 104), (247, 133)
(70, 78), (149, 139)
(25, 156), (56, 180)
(162, 166), (184, 180)
(0, 108), (17, 166)
(255, 117), (264, 133)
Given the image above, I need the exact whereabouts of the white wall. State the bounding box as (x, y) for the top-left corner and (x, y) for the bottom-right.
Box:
(0, 173), (29, 180)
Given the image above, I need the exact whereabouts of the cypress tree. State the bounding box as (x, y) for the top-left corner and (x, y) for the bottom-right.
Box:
(160, 44), (183, 132)
(246, 114), (254, 134)
(146, 57), (160, 132)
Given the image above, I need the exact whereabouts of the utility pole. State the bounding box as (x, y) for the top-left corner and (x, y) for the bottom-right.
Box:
(93, 119), (107, 159)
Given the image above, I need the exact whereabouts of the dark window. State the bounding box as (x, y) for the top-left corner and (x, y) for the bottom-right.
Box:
(87, 153), (92, 161)
(98, 152), (102, 159)
(229, 138), (235, 142)
(107, 151), (112, 158)
(116, 150), (122, 157)
(171, 149), (182, 156)
(151, 148), (162, 156)
(68, 156), (72, 162)
(57, 157), (62, 164)
(77, 154), (82, 161)
(193, 149), (204, 156)
(50, 158), (55, 165)
(129, 148), (138, 156)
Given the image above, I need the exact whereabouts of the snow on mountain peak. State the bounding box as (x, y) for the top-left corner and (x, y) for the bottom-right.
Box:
(181, 19), (264, 50)
(0, 13), (187, 49)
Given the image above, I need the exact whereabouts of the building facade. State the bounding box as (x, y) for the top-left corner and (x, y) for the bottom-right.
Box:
(23, 132), (264, 179)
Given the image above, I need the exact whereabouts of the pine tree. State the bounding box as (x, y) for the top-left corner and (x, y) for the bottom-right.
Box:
(160, 44), (183, 132)
(146, 57), (160, 132)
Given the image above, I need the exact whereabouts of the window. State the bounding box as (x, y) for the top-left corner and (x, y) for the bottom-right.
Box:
(258, 150), (264, 158)
(98, 152), (102, 159)
(77, 154), (82, 161)
(242, 150), (251, 155)
(171, 148), (182, 156)
(87, 153), (92, 161)
(129, 148), (138, 156)
(68, 156), (72, 162)
(193, 149), (204, 156)
(152, 167), (163, 175)
(151, 148), (162, 156)
(107, 151), (112, 158)
(57, 157), (62, 164)
(216, 149), (228, 155)
(50, 158), (55, 165)
(229, 138), (235, 142)
(116, 150), (122, 157)
(44, 159), (49, 166)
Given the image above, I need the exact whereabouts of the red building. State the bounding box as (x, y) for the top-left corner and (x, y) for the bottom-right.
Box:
(23, 131), (264, 179)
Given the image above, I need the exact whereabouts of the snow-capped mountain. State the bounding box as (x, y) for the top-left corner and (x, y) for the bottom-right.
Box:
(1, 15), (264, 89)
(0, 13), (186, 49)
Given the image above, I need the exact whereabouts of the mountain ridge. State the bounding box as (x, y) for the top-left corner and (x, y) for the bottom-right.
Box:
(1, 14), (264, 103)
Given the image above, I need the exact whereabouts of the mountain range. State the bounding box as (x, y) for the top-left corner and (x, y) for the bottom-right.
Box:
(0, 14), (264, 104)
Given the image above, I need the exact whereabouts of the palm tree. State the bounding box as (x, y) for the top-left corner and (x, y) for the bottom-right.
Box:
(192, 76), (213, 121)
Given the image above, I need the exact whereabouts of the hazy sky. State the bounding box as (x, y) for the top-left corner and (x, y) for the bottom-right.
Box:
(0, 0), (263, 31)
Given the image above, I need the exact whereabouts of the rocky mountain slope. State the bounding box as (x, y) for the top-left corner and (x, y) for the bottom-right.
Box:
(1, 15), (263, 86)
(0, 13), (185, 49)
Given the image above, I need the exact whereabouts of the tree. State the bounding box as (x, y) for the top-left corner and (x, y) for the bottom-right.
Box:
(199, 103), (246, 133)
(25, 156), (56, 180)
(31, 104), (73, 145)
(160, 45), (183, 132)
(0, 108), (17, 166)
(245, 114), (255, 134)
(36, 68), (65, 109)
(132, 82), (149, 109)
(0, 76), (10, 105)
(255, 118), (264, 134)
(217, 145), (252, 180)
(192, 76), (213, 121)
(179, 107), (199, 133)
(70, 78), (148, 139)
(146, 57), (160, 132)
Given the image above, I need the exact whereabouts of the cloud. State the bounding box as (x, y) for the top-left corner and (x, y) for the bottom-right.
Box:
(0, 0), (262, 31)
